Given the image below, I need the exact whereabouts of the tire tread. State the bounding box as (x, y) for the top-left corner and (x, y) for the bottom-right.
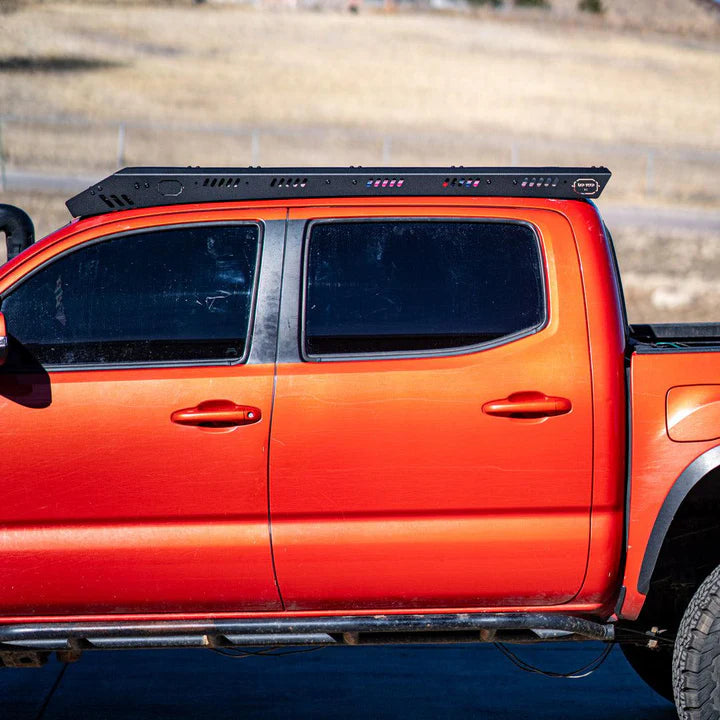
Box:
(673, 565), (720, 720)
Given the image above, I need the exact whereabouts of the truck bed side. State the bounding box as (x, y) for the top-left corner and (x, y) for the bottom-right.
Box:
(622, 347), (720, 619)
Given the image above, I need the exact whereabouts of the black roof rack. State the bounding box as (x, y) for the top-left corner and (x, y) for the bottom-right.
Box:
(66, 166), (611, 218)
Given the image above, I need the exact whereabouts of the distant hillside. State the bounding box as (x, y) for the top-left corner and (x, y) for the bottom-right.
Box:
(540, 0), (720, 37)
(77, 0), (720, 36)
(3, 0), (719, 37)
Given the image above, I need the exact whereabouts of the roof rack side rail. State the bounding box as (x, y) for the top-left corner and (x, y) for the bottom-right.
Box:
(66, 166), (611, 218)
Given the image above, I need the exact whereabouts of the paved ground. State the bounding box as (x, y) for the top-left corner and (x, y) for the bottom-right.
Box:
(0, 642), (675, 719)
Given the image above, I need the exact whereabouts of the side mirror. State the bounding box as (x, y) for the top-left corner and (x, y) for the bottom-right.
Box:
(0, 311), (7, 366)
(0, 205), (35, 263)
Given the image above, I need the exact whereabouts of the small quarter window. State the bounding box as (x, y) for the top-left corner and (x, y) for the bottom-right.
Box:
(304, 221), (545, 357)
(2, 224), (260, 366)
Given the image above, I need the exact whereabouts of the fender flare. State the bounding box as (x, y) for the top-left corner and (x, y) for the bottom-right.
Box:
(0, 204), (34, 261)
(638, 445), (720, 595)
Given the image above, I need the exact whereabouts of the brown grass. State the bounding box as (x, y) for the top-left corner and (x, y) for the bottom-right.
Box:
(0, 2), (718, 206)
(614, 226), (720, 323)
(0, 3), (718, 144)
(0, 1), (718, 324)
(0, 191), (72, 239)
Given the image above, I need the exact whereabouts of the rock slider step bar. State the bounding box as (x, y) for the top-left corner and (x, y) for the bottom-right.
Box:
(0, 612), (615, 650)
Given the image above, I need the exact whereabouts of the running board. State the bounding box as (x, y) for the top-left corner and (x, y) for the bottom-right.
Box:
(0, 613), (614, 653)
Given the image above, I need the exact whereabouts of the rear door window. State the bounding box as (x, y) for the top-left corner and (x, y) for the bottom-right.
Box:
(303, 220), (545, 358)
(2, 224), (260, 367)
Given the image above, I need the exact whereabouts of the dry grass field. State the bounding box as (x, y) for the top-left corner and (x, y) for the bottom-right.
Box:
(0, 3), (718, 190)
(0, 0), (719, 322)
(619, 226), (720, 323)
(0, 4), (716, 145)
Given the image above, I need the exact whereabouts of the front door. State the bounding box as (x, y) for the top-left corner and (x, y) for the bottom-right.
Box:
(0, 212), (284, 615)
(269, 205), (593, 610)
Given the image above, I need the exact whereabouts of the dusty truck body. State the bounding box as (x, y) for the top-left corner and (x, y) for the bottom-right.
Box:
(0, 166), (719, 718)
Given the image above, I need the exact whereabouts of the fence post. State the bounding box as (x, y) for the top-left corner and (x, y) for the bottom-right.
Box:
(645, 150), (655, 198)
(251, 130), (260, 166)
(382, 136), (392, 164)
(0, 119), (6, 192)
(116, 123), (126, 167)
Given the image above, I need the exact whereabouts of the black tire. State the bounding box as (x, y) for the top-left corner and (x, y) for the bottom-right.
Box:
(673, 564), (720, 719)
(620, 641), (674, 702)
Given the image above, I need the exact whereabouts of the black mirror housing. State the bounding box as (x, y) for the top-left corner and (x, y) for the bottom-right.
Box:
(0, 204), (35, 262)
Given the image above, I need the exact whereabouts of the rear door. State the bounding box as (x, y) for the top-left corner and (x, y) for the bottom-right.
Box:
(0, 210), (285, 615)
(269, 205), (593, 610)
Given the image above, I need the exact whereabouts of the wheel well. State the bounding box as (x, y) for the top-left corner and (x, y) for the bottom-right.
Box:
(635, 467), (720, 633)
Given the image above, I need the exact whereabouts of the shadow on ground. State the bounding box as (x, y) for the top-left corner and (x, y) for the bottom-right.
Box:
(0, 56), (123, 73)
(0, 643), (678, 719)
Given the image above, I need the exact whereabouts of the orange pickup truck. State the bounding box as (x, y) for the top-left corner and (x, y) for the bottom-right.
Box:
(0, 167), (717, 719)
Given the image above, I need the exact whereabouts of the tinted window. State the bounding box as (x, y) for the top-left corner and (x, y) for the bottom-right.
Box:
(304, 221), (544, 356)
(2, 224), (259, 366)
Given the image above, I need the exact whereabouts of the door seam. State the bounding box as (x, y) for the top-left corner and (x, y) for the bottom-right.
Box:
(266, 209), (289, 610)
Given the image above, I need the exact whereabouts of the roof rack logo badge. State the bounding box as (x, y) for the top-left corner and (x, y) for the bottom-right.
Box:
(572, 178), (600, 197)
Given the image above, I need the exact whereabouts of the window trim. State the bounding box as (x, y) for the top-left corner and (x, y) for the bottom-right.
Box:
(0, 221), (264, 372)
(300, 217), (549, 363)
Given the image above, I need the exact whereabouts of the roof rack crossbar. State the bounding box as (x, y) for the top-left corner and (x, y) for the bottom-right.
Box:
(66, 166), (611, 218)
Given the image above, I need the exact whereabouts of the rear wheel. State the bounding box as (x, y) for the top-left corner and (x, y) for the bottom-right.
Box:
(620, 641), (674, 702)
(673, 564), (720, 719)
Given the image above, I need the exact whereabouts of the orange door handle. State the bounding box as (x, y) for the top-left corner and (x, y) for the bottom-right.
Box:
(171, 400), (262, 427)
(482, 392), (572, 419)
